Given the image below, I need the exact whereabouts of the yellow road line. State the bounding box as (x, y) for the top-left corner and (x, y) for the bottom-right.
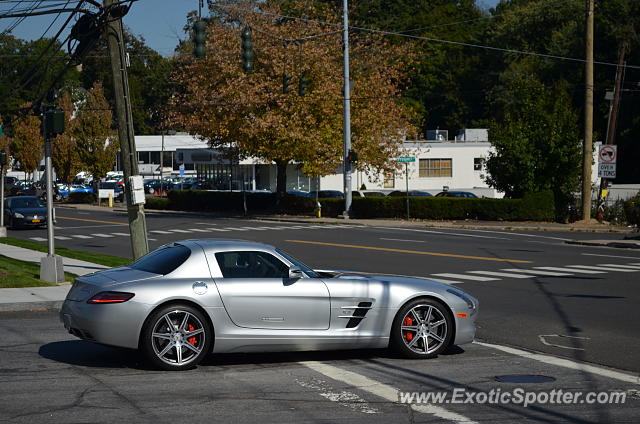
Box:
(57, 216), (128, 226)
(286, 240), (532, 263)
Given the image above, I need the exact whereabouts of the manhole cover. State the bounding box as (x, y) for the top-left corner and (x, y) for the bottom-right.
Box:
(495, 375), (556, 383)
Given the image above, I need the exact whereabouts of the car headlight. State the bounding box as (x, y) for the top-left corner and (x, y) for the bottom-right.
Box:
(447, 288), (475, 310)
(14, 212), (24, 218)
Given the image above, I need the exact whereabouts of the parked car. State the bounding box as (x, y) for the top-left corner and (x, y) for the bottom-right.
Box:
(60, 240), (478, 370)
(309, 190), (344, 198)
(69, 185), (93, 194)
(98, 182), (124, 202)
(362, 191), (386, 197)
(4, 196), (48, 229)
(286, 190), (312, 197)
(435, 191), (477, 198)
(388, 190), (433, 197)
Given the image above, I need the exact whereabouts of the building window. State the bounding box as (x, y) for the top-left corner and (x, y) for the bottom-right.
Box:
(474, 158), (484, 171)
(150, 151), (160, 164)
(383, 172), (395, 188)
(137, 151), (150, 164)
(419, 159), (452, 177)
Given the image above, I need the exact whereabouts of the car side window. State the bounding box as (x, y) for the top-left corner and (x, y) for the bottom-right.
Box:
(215, 251), (290, 279)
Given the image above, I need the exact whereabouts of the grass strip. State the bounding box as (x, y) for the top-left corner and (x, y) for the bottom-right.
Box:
(0, 255), (76, 288)
(0, 237), (130, 268)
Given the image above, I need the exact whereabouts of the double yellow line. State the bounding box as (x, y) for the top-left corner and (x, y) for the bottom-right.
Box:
(286, 240), (531, 263)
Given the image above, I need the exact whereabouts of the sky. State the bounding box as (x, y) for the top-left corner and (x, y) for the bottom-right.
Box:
(6, 0), (501, 56)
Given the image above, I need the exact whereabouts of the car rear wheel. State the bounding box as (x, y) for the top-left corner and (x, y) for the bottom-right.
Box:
(390, 298), (453, 359)
(141, 304), (212, 371)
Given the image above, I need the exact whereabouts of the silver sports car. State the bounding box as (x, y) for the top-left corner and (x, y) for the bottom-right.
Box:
(60, 239), (479, 370)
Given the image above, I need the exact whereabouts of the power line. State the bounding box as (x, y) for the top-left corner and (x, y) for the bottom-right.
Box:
(214, 3), (640, 70)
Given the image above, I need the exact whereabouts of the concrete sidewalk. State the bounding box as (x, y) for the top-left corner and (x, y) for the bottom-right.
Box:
(0, 244), (108, 312)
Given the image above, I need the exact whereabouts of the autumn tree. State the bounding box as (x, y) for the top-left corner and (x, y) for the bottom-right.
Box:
(73, 83), (118, 181)
(9, 104), (43, 178)
(52, 91), (82, 184)
(168, 0), (417, 193)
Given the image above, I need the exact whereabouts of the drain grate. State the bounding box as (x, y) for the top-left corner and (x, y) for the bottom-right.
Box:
(495, 375), (556, 383)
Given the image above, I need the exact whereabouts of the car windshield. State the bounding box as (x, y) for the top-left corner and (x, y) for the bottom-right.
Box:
(10, 197), (44, 208)
(276, 248), (319, 278)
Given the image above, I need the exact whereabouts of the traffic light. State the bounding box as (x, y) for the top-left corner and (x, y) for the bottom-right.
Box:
(241, 27), (254, 72)
(347, 149), (358, 163)
(44, 109), (65, 136)
(193, 19), (206, 58)
(298, 72), (310, 96)
(0, 150), (6, 167)
(282, 74), (293, 94)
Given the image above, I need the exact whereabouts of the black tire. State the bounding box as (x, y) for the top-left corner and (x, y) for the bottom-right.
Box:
(390, 298), (453, 359)
(141, 303), (212, 371)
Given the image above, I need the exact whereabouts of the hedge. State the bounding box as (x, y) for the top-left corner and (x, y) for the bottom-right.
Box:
(144, 189), (555, 221)
(67, 192), (97, 204)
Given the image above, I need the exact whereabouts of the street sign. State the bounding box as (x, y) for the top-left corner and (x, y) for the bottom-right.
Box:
(397, 156), (415, 163)
(598, 163), (616, 178)
(598, 145), (617, 164)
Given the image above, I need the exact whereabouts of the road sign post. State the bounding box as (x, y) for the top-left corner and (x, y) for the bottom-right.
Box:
(397, 157), (415, 220)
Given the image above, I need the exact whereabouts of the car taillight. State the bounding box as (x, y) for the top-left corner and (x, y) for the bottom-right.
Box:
(87, 291), (135, 304)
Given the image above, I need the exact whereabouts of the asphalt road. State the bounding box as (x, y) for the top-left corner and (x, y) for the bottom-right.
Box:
(3, 208), (640, 423)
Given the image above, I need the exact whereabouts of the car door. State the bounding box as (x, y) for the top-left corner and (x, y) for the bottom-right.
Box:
(212, 250), (330, 330)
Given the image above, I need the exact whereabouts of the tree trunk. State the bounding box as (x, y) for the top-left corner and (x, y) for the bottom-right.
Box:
(276, 161), (287, 195)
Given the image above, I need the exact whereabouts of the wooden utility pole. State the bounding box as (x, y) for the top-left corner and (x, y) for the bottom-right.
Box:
(606, 42), (628, 148)
(104, 0), (149, 259)
(581, 0), (595, 221)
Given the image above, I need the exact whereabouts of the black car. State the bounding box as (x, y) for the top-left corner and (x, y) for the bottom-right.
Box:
(434, 191), (478, 198)
(387, 190), (433, 197)
(309, 190), (344, 198)
(4, 196), (47, 229)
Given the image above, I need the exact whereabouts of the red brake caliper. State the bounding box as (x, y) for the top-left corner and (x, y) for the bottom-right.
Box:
(187, 324), (197, 346)
(403, 317), (413, 341)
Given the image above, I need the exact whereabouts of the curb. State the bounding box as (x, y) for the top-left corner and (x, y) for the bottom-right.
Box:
(565, 240), (640, 249)
(0, 301), (62, 313)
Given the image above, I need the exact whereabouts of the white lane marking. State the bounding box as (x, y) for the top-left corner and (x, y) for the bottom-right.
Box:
(295, 378), (379, 414)
(30, 237), (47, 242)
(427, 278), (465, 285)
(301, 361), (477, 423)
(384, 227), (510, 240)
(474, 341), (640, 385)
(111, 232), (130, 236)
(431, 273), (498, 282)
(582, 253), (640, 260)
(597, 263), (640, 270)
(207, 228), (231, 232)
(150, 230), (172, 234)
(380, 238), (425, 243)
(239, 227), (267, 231)
(468, 270), (534, 279)
(534, 266), (605, 274)
(93, 233), (114, 238)
(286, 225), (311, 229)
(169, 229), (191, 233)
(54, 236), (71, 240)
(454, 228), (570, 241)
(538, 334), (590, 351)
(567, 265), (638, 273)
(187, 228), (210, 233)
(148, 238), (157, 241)
(70, 234), (93, 239)
(500, 268), (571, 276)
(223, 227), (249, 231)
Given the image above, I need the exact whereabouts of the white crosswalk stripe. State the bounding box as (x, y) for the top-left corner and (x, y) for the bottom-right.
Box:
(426, 277), (464, 285)
(567, 265), (638, 272)
(70, 234), (93, 239)
(431, 273), (498, 282)
(223, 227), (249, 231)
(111, 232), (130, 237)
(468, 270), (535, 279)
(598, 263), (640, 270)
(29, 237), (47, 242)
(500, 268), (571, 276)
(187, 228), (210, 233)
(169, 229), (191, 233)
(534, 266), (605, 274)
(54, 236), (71, 240)
(93, 233), (114, 238)
(207, 228), (231, 232)
(150, 230), (172, 234)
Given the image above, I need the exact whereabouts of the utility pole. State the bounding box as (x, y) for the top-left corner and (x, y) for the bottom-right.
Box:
(581, 0), (594, 221)
(341, 0), (352, 218)
(104, 0), (148, 259)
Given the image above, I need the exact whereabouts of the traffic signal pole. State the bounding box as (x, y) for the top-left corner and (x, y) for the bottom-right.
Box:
(104, 0), (149, 259)
(342, 0), (352, 218)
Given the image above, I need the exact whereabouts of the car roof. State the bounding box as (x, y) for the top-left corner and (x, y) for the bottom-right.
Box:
(182, 239), (277, 253)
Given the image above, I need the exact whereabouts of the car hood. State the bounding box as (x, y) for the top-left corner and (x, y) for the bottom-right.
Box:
(66, 267), (159, 302)
(10, 207), (46, 215)
(316, 269), (452, 290)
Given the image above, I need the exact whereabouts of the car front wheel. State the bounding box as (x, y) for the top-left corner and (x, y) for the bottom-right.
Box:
(390, 298), (453, 359)
(141, 304), (212, 371)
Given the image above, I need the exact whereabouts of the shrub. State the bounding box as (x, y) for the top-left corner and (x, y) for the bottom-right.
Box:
(68, 192), (96, 204)
(624, 195), (640, 227)
(145, 197), (170, 210)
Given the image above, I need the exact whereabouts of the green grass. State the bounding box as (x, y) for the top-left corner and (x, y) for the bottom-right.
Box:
(0, 255), (76, 288)
(0, 237), (131, 268)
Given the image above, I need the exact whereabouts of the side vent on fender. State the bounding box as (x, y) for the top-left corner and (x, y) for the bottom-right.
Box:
(339, 301), (373, 328)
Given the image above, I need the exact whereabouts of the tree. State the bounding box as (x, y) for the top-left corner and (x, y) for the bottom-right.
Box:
(72, 83), (118, 181)
(9, 104), (43, 178)
(52, 91), (82, 184)
(169, 0), (417, 194)
(485, 75), (581, 216)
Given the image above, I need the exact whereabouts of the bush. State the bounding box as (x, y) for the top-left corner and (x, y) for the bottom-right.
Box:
(624, 195), (640, 227)
(145, 197), (170, 210)
(68, 192), (96, 204)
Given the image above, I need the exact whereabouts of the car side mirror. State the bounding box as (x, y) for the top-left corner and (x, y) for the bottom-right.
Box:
(289, 267), (304, 279)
